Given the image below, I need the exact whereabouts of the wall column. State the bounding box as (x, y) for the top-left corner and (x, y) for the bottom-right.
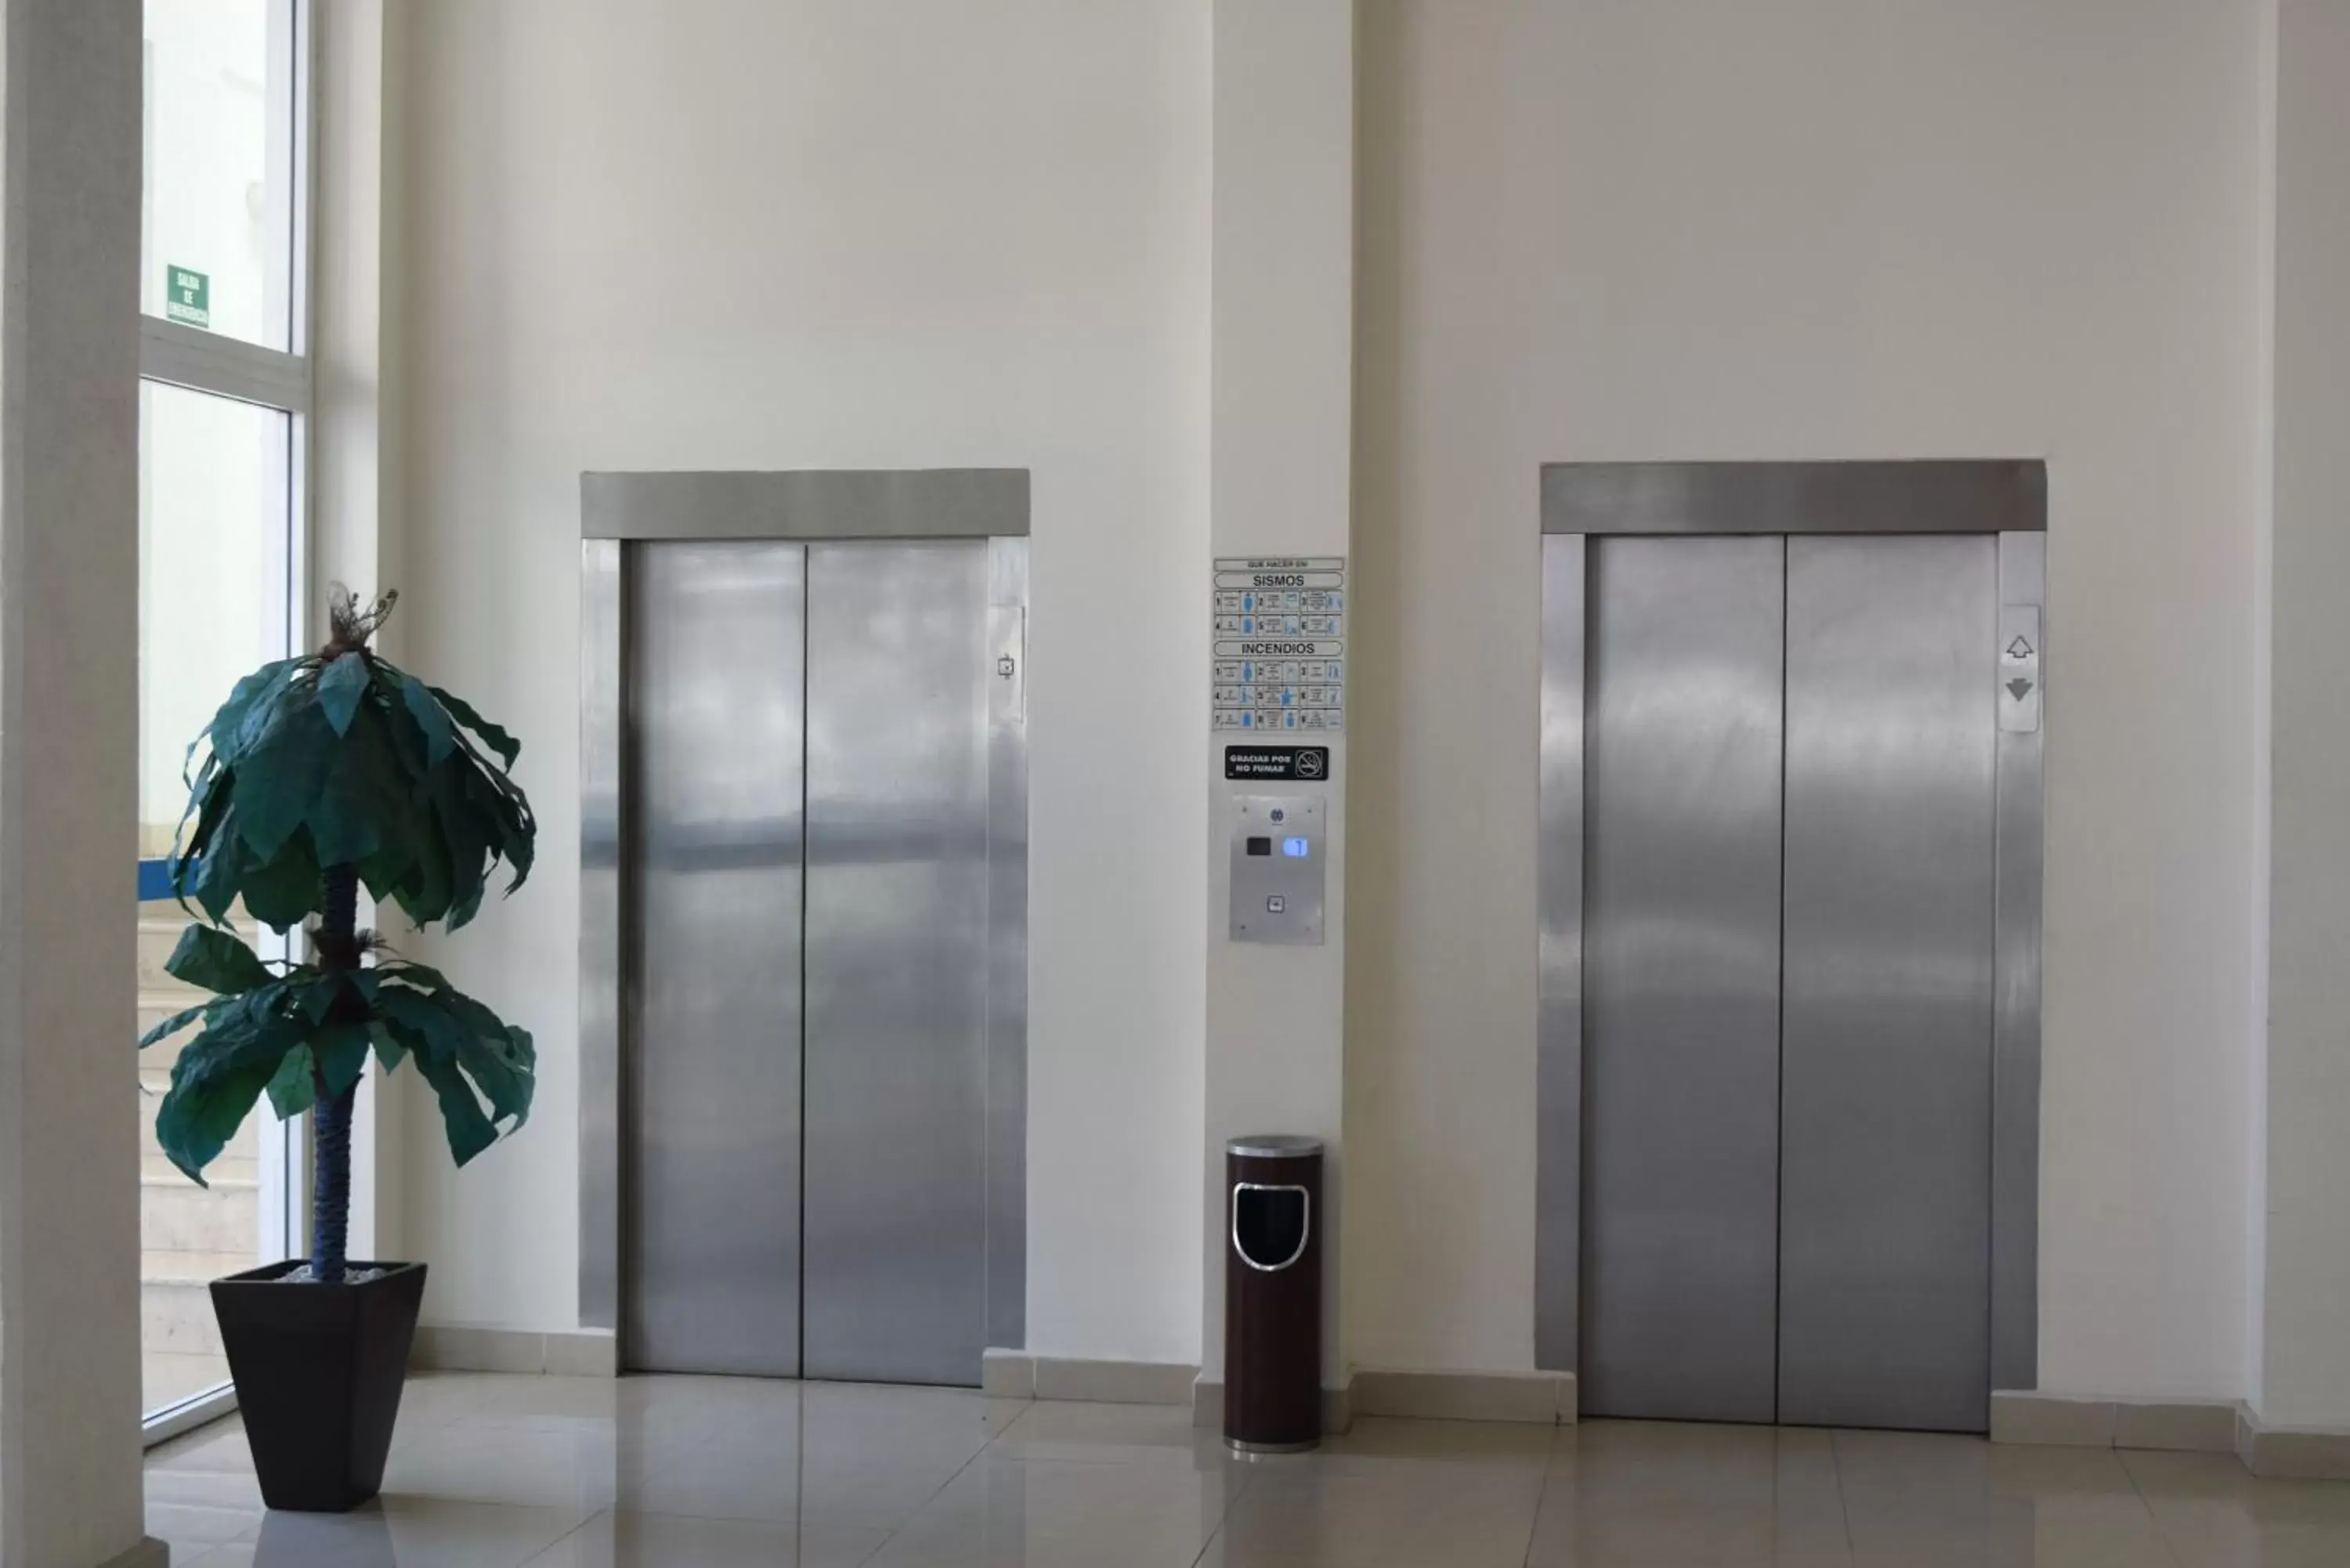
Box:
(2257, 0), (2350, 1439)
(1202, 0), (1356, 1399)
(0, 2), (160, 1564)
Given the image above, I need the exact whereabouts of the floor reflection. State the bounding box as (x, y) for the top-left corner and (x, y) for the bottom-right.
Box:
(144, 1374), (2350, 1566)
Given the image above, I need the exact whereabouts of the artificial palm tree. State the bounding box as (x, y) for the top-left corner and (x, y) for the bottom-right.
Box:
(139, 588), (537, 1510)
(143, 589), (537, 1277)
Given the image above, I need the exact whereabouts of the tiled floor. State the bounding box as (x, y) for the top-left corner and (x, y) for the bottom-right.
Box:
(146, 1373), (2350, 1566)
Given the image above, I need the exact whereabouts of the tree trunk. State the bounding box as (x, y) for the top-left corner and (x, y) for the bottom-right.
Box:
(311, 862), (360, 1282)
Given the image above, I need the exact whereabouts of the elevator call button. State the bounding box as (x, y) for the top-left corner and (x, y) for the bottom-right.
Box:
(1999, 604), (2042, 734)
(1230, 794), (1325, 945)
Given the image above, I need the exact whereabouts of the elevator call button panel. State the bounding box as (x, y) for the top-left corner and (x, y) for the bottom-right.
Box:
(1230, 794), (1325, 945)
(1999, 603), (2041, 734)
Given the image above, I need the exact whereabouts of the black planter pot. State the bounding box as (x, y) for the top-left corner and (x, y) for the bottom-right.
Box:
(210, 1259), (426, 1512)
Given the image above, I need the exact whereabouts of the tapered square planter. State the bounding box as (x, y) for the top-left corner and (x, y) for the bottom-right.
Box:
(210, 1259), (427, 1512)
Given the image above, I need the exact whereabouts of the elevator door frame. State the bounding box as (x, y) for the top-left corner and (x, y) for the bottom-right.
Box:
(1535, 459), (2046, 1418)
(577, 468), (1031, 1373)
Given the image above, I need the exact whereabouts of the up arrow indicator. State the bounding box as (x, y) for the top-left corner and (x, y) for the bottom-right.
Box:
(2006, 635), (2034, 660)
(2007, 677), (2035, 702)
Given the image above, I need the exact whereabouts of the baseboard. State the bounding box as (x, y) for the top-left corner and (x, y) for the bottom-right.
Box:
(1324, 1371), (1355, 1434)
(1352, 1366), (1578, 1425)
(1990, 1390), (2239, 1452)
(981, 1350), (1198, 1405)
(410, 1323), (618, 1378)
(1988, 1389), (2350, 1476)
(2235, 1404), (2350, 1479)
(97, 1537), (169, 1568)
(1190, 1372), (1358, 1436)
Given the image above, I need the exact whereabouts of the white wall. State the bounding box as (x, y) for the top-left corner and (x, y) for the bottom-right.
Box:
(2259, 0), (2350, 1430)
(396, 0), (1209, 1364)
(392, 0), (2314, 1404)
(1202, 0), (1354, 1384)
(1348, 0), (2269, 1394)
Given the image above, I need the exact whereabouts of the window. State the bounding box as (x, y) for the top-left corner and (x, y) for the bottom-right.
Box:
(142, 0), (298, 349)
(136, 0), (309, 1437)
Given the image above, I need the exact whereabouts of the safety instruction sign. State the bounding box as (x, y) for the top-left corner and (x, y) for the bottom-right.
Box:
(165, 265), (210, 329)
(1213, 557), (1344, 733)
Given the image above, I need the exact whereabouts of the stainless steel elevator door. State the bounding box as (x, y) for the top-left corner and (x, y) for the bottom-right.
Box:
(801, 540), (993, 1386)
(1778, 535), (1997, 1432)
(626, 542), (806, 1376)
(1580, 536), (1786, 1423)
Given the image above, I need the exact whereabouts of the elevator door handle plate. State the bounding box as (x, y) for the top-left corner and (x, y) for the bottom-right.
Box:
(1231, 1183), (1311, 1272)
(991, 607), (1027, 724)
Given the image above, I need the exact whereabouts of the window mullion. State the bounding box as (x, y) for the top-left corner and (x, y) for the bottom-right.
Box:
(139, 316), (309, 414)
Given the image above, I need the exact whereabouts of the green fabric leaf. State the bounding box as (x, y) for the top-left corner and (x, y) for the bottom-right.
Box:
(374, 985), (465, 1062)
(375, 1015), (432, 1069)
(314, 1021), (372, 1100)
(298, 972), (342, 1024)
(190, 825), (247, 926)
(400, 674), (458, 767)
(154, 1014), (298, 1184)
(376, 981), (535, 1133)
(413, 1049), (497, 1165)
(237, 830), (324, 932)
(428, 685), (521, 770)
(461, 1025), (534, 1128)
(429, 766), (492, 928)
(197, 659), (298, 769)
(228, 659), (313, 758)
(375, 958), (450, 992)
(234, 698), (339, 862)
(139, 1001), (212, 1050)
(360, 846), (419, 913)
(454, 1031), (531, 1126)
(367, 1021), (409, 1074)
(170, 771), (233, 906)
(316, 652), (372, 736)
(164, 925), (273, 995)
(262, 1046), (315, 1120)
(171, 756), (222, 875)
(477, 767), (537, 889)
(309, 722), (393, 868)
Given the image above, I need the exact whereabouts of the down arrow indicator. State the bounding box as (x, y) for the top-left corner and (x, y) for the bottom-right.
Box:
(2006, 677), (2035, 702)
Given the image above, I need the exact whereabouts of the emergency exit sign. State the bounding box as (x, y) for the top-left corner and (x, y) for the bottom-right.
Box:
(164, 265), (210, 329)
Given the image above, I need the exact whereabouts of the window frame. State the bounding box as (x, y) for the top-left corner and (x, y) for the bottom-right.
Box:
(138, 0), (316, 1445)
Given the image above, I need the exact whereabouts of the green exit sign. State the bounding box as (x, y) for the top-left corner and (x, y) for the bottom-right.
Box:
(164, 265), (210, 329)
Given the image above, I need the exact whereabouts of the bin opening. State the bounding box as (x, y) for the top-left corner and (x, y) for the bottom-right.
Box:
(1233, 1183), (1311, 1272)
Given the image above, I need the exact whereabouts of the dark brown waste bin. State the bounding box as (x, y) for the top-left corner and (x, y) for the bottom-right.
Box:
(1224, 1134), (1323, 1452)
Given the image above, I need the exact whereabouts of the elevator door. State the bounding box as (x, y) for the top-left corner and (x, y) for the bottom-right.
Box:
(627, 542), (805, 1377)
(625, 538), (997, 1386)
(801, 540), (992, 1386)
(1778, 535), (1995, 1429)
(1578, 533), (1998, 1433)
(1580, 536), (1784, 1423)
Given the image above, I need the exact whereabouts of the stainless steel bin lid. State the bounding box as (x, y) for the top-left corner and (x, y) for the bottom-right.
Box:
(1226, 1134), (1323, 1158)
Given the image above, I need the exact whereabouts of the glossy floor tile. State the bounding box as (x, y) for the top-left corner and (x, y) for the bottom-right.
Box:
(146, 1374), (2350, 1566)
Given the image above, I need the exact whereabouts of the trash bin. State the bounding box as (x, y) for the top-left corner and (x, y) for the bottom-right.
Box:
(1224, 1134), (1323, 1452)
